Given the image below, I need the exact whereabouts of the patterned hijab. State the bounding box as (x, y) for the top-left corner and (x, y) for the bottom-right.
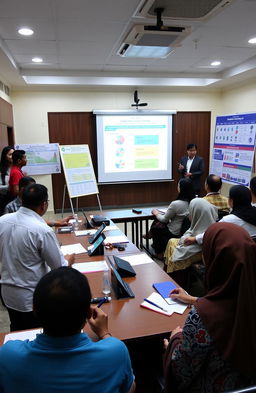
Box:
(196, 222), (256, 377)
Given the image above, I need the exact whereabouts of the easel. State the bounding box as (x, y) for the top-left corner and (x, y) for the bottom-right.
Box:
(59, 144), (102, 218)
(61, 184), (102, 217)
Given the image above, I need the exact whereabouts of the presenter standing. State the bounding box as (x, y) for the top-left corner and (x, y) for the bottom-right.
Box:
(178, 143), (204, 196)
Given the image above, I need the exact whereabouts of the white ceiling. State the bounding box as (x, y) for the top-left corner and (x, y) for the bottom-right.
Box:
(0, 0), (256, 90)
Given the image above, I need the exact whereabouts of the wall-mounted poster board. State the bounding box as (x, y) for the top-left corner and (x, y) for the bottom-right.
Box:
(15, 143), (61, 175)
(59, 145), (98, 198)
(210, 113), (256, 186)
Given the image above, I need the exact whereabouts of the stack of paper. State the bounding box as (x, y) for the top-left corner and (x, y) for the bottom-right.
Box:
(141, 292), (187, 316)
(60, 243), (87, 255)
(74, 229), (96, 236)
(119, 253), (154, 266)
(72, 261), (108, 273)
(4, 329), (42, 344)
(103, 235), (129, 244)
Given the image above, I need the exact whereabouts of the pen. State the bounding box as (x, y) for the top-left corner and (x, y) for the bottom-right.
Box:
(97, 298), (108, 308)
(91, 296), (111, 304)
(143, 298), (168, 312)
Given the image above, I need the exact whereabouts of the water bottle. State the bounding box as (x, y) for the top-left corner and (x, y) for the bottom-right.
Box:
(102, 267), (111, 295)
(73, 213), (79, 231)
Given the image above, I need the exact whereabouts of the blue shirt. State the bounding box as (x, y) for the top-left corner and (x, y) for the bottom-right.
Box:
(0, 333), (134, 393)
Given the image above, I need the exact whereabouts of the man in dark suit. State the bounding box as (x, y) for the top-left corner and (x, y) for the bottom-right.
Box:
(178, 143), (204, 195)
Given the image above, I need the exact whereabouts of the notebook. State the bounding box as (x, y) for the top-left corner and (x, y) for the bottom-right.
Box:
(152, 281), (177, 305)
(141, 292), (187, 317)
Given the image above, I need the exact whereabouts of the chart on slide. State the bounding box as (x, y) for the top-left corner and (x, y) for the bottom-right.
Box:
(210, 113), (256, 186)
(102, 116), (168, 173)
(59, 145), (98, 198)
(15, 143), (61, 175)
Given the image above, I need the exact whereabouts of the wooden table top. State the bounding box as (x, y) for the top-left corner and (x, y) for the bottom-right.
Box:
(0, 215), (189, 344)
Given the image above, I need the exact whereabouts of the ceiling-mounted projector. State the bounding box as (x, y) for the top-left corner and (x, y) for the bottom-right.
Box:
(118, 7), (191, 58)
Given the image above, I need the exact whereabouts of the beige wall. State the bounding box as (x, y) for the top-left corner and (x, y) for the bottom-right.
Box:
(11, 89), (221, 210)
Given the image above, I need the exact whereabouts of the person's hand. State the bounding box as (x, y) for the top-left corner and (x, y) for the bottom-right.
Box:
(184, 236), (196, 246)
(170, 287), (197, 305)
(88, 306), (109, 339)
(163, 326), (183, 349)
(65, 253), (75, 266)
(184, 172), (192, 177)
(55, 215), (74, 227)
(178, 163), (184, 171)
(170, 326), (183, 339)
(151, 208), (159, 216)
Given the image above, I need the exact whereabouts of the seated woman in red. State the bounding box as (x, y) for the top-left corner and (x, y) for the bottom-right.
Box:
(163, 222), (256, 393)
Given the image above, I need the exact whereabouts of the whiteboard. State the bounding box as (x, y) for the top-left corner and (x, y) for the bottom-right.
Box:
(210, 113), (256, 186)
(59, 144), (98, 198)
(15, 143), (61, 175)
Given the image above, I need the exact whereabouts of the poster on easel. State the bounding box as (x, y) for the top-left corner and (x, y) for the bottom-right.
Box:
(15, 143), (61, 175)
(210, 113), (256, 186)
(59, 145), (98, 198)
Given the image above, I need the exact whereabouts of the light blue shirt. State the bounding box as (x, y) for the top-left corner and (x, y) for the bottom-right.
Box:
(0, 333), (134, 393)
(0, 207), (67, 311)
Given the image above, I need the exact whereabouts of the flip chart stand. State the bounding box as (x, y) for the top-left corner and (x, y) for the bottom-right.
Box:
(61, 184), (103, 217)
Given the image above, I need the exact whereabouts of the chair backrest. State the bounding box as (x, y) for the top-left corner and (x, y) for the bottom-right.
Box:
(217, 209), (230, 221)
(179, 216), (191, 237)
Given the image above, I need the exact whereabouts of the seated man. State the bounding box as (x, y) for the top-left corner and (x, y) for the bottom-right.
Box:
(0, 184), (75, 331)
(4, 176), (73, 227)
(4, 175), (35, 213)
(0, 267), (135, 393)
(203, 174), (229, 212)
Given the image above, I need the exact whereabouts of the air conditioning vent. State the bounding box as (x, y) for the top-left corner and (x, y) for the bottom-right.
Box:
(136, 0), (234, 21)
(120, 24), (191, 48)
(0, 80), (10, 96)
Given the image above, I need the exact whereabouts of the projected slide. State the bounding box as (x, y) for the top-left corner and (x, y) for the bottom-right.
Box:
(96, 113), (173, 183)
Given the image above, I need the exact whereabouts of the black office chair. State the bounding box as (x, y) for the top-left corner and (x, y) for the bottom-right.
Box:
(179, 216), (191, 237)
(217, 209), (230, 220)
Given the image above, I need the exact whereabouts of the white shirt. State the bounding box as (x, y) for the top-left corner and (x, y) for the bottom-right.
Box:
(0, 207), (67, 312)
(186, 157), (194, 173)
(195, 214), (256, 245)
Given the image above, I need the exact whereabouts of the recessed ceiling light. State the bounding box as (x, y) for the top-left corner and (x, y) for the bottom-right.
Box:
(248, 37), (256, 44)
(32, 57), (43, 63)
(211, 61), (221, 66)
(18, 27), (34, 36)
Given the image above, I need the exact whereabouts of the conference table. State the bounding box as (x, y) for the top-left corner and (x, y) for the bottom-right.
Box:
(0, 216), (188, 343)
(86, 206), (167, 251)
(56, 220), (189, 342)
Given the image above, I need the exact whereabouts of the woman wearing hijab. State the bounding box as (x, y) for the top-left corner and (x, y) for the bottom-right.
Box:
(186, 184), (256, 246)
(164, 198), (218, 274)
(163, 222), (256, 393)
(221, 184), (256, 235)
(149, 178), (195, 259)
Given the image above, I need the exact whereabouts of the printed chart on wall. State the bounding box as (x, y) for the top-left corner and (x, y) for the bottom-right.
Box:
(15, 144), (61, 175)
(59, 145), (98, 198)
(211, 113), (256, 186)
